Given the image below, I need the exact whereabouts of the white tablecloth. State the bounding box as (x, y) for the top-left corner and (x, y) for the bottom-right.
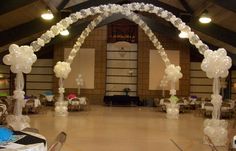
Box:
(0, 104), (7, 116)
(79, 97), (87, 105)
(45, 95), (54, 102)
(23, 99), (41, 108)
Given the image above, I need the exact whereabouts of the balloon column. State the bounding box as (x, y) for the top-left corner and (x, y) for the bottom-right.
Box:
(164, 64), (183, 119)
(201, 48), (232, 146)
(3, 44), (36, 130)
(201, 48), (232, 119)
(76, 74), (84, 96)
(53, 61), (71, 116)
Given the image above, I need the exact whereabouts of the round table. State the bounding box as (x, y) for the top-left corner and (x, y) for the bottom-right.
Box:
(0, 131), (47, 151)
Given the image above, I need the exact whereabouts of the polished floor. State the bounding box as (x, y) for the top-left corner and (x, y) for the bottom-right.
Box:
(29, 106), (231, 151)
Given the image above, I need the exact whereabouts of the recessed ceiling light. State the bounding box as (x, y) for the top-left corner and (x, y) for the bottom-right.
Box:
(41, 10), (54, 20)
(60, 29), (70, 36)
(179, 31), (188, 38)
(199, 10), (212, 24)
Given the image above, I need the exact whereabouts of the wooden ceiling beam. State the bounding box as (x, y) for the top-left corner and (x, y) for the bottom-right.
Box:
(211, 0), (236, 13)
(0, 17), (60, 49)
(0, 0), (36, 16)
(67, 0), (186, 16)
(189, 18), (236, 48)
(67, 0), (125, 12)
(178, 0), (193, 14)
(40, 0), (60, 13)
(57, 0), (71, 10)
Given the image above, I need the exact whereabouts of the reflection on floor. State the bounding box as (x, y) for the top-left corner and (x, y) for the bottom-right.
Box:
(29, 105), (230, 151)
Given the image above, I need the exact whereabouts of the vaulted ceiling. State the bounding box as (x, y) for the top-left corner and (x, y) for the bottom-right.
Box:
(0, 0), (235, 57)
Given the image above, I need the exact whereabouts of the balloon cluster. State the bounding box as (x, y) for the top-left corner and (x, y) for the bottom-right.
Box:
(3, 44), (37, 73)
(6, 115), (30, 131)
(203, 119), (228, 146)
(165, 64), (183, 82)
(58, 87), (65, 94)
(166, 104), (179, 119)
(54, 61), (71, 79)
(201, 48), (232, 78)
(211, 94), (223, 119)
(160, 75), (168, 88)
(55, 101), (68, 116)
(76, 74), (84, 86)
(13, 90), (25, 100)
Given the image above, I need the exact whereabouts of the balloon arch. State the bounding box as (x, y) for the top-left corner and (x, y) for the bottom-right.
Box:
(3, 3), (231, 145)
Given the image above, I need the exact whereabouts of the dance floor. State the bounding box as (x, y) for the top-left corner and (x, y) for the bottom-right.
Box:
(29, 106), (230, 151)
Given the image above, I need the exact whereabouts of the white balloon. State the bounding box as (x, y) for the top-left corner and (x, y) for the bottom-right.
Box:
(9, 44), (19, 53)
(3, 55), (11, 65)
(221, 70), (229, 78)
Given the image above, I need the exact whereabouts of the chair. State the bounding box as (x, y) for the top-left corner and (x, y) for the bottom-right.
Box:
(39, 94), (47, 106)
(204, 102), (213, 117)
(0, 107), (5, 124)
(48, 132), (67, 151)
(79, 97), (89, 111)
(68, 98), (80, 111)
(162, 99), (170, 112)
(177, 99), (186, 113)
(204, 134), (218, 151)
(23, 99), (35, 114)
(22, 127), (40, 133)
(0, 104), (7, 124)
(221, 103), (232, 119)
(153, 98), (162, 112)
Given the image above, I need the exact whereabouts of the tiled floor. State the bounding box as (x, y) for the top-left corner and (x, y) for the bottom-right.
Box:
(29, 106), (231, 151)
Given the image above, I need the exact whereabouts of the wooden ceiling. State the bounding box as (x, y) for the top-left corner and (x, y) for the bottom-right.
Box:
(0, 0), (235, 56)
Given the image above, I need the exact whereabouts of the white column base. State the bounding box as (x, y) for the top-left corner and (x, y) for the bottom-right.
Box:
(6, 115), (30, 131)
(203, 119), (228, 146)
(55, 101), (68, 116)
(166, 104), (179, 119)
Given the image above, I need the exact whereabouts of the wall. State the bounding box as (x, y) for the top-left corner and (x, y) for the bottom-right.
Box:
(190, 62), (212, 98)
(0, 65), (10, 95)
(53, 26), (107, 104)
(230, 70), (236, 99)
(149, 49), (180, 90)
(64, 48), (95, 89)
(26, 59), (54, 96)
(106, 43), (138, 96)
(138, 28), (190, 100)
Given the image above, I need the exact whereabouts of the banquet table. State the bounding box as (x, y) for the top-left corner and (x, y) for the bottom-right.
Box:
(23, 99), (41, 108)
(0, 131), (47, 151)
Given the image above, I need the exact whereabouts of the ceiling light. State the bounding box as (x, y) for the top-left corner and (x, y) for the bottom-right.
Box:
(60, 29), (70, 36)
(41, 10), (54, 20)
(199, 10), (211, 24)
(179, 31), (188, 38)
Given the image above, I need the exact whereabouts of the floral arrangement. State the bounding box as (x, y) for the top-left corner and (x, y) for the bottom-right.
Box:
(67, 93), (77, 100)
(0, 127), (13, 143)
(169, 95), (179, 104)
